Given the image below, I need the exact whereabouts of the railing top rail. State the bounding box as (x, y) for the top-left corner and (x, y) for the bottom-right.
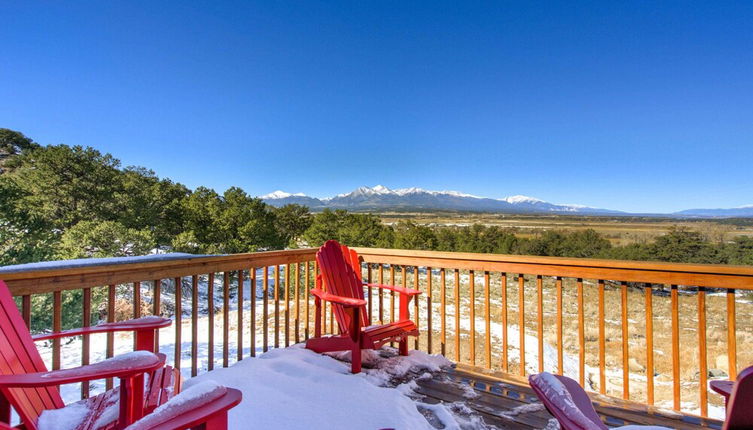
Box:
(353, 247), (753, 276)
(1, 248), (318, 295)
(3, 246), (753, 295)
(353, 247), (753, 289)
(0, 248), (318, 280)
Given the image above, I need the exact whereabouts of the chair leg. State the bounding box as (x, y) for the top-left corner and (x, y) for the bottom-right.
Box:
(399, 337), (408, 356)
(0, 393), (10, 424)
(314, 296), (322, 338)
(351, 344), (362, 373)
(349, 306), (362, 373)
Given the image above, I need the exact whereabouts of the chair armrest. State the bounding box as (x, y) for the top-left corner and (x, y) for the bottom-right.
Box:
(32, 316), (172, 342)
(363, 283), (422, 296)
(0, 351), (165, 388)
(125, 383), (242, 430)
(310, 289), (367, 308)
(710, 380), (734, 399)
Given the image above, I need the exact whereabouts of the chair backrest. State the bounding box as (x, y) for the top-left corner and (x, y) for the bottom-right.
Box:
(0, 280), (64, 427)
(724, 366), (753, 430)
(316, 240), (369, 334)
(529, 372), (607, 430)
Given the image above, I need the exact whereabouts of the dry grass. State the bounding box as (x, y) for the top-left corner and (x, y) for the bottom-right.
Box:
(377, 212), (753, 246)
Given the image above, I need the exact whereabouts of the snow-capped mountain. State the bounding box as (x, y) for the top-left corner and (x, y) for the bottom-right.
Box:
(261, 185), (621, 214)
(260, 190), (325, 208)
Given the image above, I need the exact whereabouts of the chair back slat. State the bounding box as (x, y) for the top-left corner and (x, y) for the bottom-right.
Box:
(0, 281), (64, 427)
(724, 366), (753, 430)
(316, 241), (369, 334)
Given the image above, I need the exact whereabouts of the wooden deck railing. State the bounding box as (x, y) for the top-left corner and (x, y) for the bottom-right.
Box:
(2, 248), (753, 418)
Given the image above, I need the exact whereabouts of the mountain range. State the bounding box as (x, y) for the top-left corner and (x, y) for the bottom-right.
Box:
(260, 185), (618, 214)
(259, 186), (753, 217)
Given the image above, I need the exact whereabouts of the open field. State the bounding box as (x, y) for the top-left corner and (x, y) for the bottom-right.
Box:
(375, 212), (753, 245)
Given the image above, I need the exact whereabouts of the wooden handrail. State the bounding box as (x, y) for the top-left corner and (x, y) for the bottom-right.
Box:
(1, 249), (317, 295)
(353, 247), (753, 289)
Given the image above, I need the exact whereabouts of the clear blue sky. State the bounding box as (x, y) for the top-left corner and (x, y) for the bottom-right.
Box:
(1, 1), (751, 213)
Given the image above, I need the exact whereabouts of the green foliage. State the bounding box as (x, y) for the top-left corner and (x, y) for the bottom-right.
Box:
(600, 243), (652, 261)
(116, 167), (189, 244)
(0, 178), (58, 265)
(57, 220), (155, 259)
(274, 204), (313, 247)
(393, 220), (438, 250)
(0, 220), (57, 266)
(0, 128), (39, 173)
(723, 237), (753, 265)
(303, 209), (348, 246)
(453, 224), (518, 254)
(303, 209), (392, 247)
(340, 213), (394, 247)
(171, 230), (202, 254)
(220, 187), (283, 252)
(2, 144), (123, 230)
(647, 227), (721, 263)
(517, 229), (611, 258)
(180, 186), (224, 249)
(180, 186), (284, 253)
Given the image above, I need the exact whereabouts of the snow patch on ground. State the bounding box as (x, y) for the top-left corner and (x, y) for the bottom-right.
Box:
(459, 382), (480, 399)
(362, 349), (453, 387)
(187, 344), (447, 429)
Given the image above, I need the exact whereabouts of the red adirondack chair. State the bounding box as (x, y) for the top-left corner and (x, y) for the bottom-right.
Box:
(0, 280), (181, 430)
(305, 240), (422, 373)
(124, 381), (242, 430)
(720, 365), (753, 430)
(530, 369), (753, 430)
(529, 372), (608, 430)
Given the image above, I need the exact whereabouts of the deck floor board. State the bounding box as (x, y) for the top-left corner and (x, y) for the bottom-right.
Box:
(408, 364), (724, 429)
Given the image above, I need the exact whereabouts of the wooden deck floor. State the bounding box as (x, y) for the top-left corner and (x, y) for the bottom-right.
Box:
(410, 364), (723, 429)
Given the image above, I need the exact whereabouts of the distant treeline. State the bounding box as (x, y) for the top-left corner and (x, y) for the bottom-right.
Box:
(2, 128), (752, 269)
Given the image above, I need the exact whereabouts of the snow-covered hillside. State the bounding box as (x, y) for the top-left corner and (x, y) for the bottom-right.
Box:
(261, 185), (620, 214)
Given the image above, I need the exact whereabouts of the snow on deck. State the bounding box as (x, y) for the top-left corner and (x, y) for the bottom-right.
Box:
(0, 253), (214, 273)
(188, 345), (455, 429)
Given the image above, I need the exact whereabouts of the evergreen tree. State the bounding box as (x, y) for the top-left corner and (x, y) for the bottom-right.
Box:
(116, 166), (189, 244)
(274, 204), (313, 247)
(57, 220), (155, 259)
(0, 128), (39, 173)
(2, 144), (123, 230)
(648, 227), (721, 263)
(393, 220), (437, 250)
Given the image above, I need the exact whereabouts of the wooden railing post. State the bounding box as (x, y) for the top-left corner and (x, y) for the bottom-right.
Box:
(645, 283), (654, 405)
(698, 286), (708, 416)
(671, 284), (680, 410)
(727, 288), (737, 380)
(518, 274), (525, 376)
